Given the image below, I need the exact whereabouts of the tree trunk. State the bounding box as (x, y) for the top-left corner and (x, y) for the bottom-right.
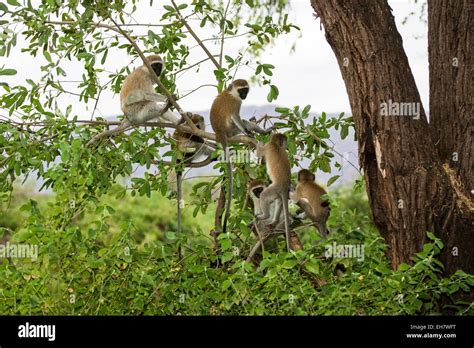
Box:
(429, 0), (473, 186)
(310, 0), (474, 276)
(428, 0), (474, 275)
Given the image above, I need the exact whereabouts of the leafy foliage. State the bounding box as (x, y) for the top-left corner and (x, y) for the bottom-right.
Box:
(1, 186), (472, 315)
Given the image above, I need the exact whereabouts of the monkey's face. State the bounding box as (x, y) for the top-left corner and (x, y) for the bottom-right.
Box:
(238, 87), (249, 100)
(191, 115), (205, 130)
(251, 185), (264, 198)
(151, 62), (163, 77)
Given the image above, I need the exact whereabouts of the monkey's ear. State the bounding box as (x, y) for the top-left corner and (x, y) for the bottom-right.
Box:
(311, 173), (316, 181)
(226, 83), (233, 91)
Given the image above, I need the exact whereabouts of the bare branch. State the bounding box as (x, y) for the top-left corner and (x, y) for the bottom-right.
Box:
(219, 0), (232, 67)
(171, 0), (221, 70)
(46, 20), (122, 34)
(173, 56), (219, 75)
(179, 84), (217, 99)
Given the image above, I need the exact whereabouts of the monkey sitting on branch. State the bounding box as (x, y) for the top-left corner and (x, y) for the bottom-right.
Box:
(291, 169), (331, 238)
(172, 114), (216, 165)
(87, 55), (183, 147)
(246, 179), (303, 262)
(255, 133), (293, 252)
(210, 79), (274, 235)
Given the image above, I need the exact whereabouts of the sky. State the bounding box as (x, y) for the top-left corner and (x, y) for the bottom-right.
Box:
(1, 0), (429, 120)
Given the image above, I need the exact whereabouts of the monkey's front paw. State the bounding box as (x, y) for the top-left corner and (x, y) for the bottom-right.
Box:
(166, 94), (178, 109)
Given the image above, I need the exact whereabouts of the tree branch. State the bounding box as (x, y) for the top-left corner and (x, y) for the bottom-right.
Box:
(219, 0), (232, 67)
(171, 0), (221, 70)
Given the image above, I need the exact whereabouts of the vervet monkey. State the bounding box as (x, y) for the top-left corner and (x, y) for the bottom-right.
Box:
(255, 133), (292, 252)
(246, 179), (302, 262)
(291, 169), (330, 238)
(172, 114), (215, 163)
(210, 79), (271, 234)
(87, 55), (182, 146)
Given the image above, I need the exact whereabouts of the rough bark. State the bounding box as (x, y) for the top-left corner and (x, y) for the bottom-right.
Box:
(428, 0), (474, 276)
(310, 0), (474, 276)
(429, 0), (473, 187)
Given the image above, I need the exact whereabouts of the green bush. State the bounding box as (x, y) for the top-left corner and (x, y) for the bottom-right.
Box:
(1, 184), (472, 315)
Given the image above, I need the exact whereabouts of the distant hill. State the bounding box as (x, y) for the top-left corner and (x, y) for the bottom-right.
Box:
(99, 104), (359, 186)
(184, 105), (360, 186)
(25, 105), (359, 193)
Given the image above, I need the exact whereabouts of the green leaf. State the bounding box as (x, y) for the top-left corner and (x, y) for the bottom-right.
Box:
(340, 125), (349, 139)
(305, 260), (319, 275)
(327, 175), (340, 187)
(266, 84), (279, 102)
(0, 68), (17, 75)
(398, 263), (410, 271)
(220, 238), (232, 251)
(7, 0), (19, 6)
(221, 251), (233, 264)
(222, 279), (232, 291)
(275, 107), (289, 114)
(43, 51), (52, 63)
(413, 298), (423, 311)
(281, 259), (298, 269)
(426, 231), (436, 240)
(375, 265), (391, 275)
(302, 104), (311, 116)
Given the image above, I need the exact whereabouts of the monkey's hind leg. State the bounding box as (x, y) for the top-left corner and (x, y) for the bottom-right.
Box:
(136, 101), (180, 125)
(247, 222), (266, 263)
(255, 185), (279, 222)
(242, 119), (274, 135)
(247, 240), (262, 263)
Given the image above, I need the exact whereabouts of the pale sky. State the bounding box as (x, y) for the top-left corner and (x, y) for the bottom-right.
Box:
(2, 0), (428, 119)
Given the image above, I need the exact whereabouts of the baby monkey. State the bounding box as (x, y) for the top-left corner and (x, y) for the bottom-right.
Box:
(291, 169), (330, 238)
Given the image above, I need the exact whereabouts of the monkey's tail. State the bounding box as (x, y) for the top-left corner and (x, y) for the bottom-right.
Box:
(222, 139), (232, 235)
(281, 190), (291, 252)
(176, 161), (183, 260)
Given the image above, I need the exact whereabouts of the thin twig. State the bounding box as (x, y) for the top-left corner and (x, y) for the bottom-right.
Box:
(173, 56), (218, 75)
(219, 0), (232, 67)
(171, 0), (221, 70)
(179, 84), (217, 99)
